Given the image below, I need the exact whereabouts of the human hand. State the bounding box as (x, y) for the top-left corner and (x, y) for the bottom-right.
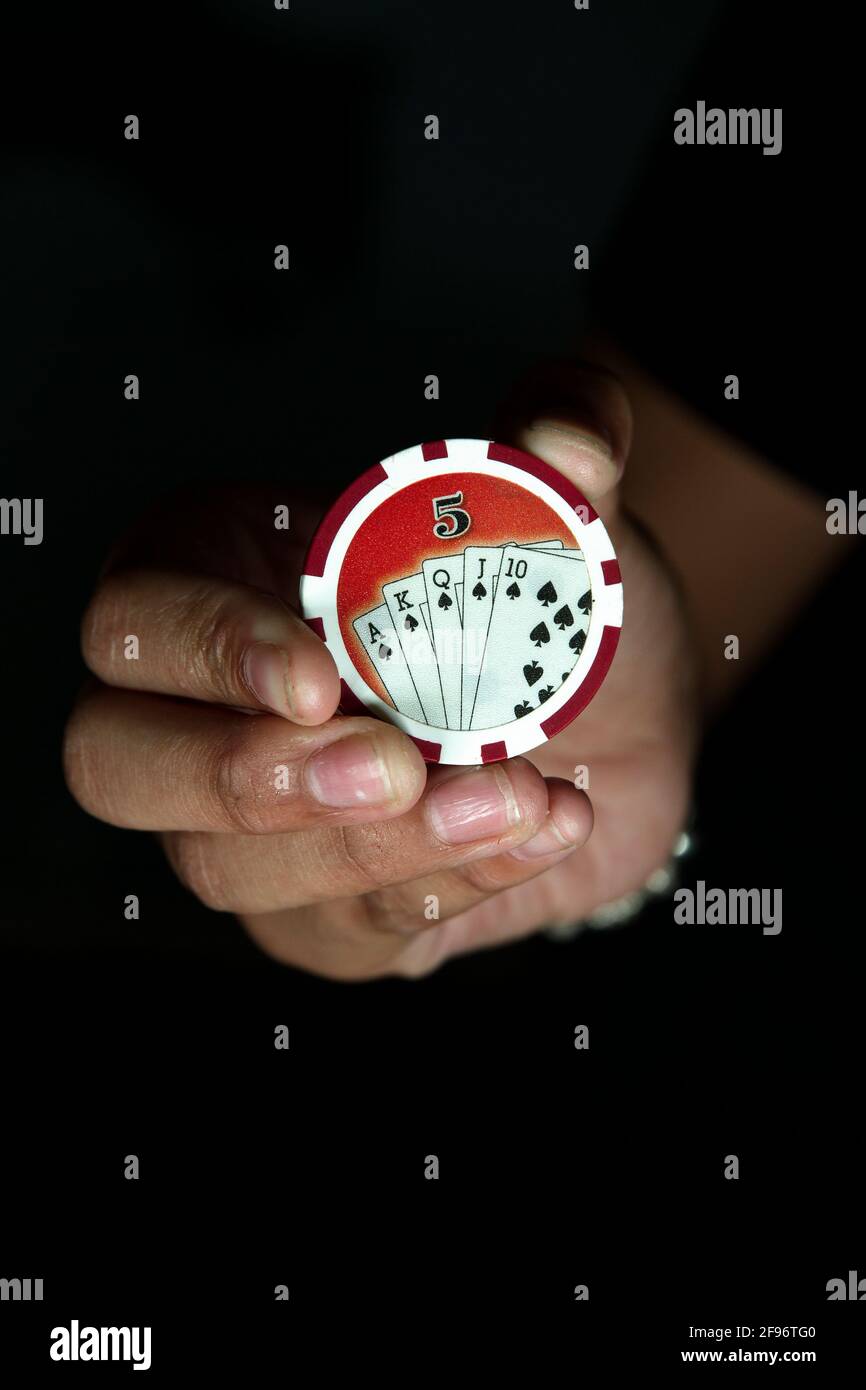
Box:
(63, 366), (697, 978)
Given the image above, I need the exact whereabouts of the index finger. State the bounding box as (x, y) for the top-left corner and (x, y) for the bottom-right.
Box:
(81, 567), (340, 723)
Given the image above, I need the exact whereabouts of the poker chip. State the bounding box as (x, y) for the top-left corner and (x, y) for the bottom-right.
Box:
(300, 438), (623, 765)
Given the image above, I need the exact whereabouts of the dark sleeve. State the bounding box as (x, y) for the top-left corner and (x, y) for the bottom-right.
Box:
(594, 0), (820, 488)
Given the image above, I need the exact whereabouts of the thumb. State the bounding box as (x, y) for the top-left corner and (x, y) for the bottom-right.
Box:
(494, 360), (632, 524)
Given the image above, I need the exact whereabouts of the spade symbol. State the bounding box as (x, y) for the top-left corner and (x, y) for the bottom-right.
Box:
(578, 589), (592, 616)
(537, 580), (557, 606)
(523, 660), (543, 687)
(514, 701), (532, 718)
(569, 629), (586, 656)
(506, 582), (521, 599)
(472, 581), (487, 599)
(537, 685), (554, 704)
(529, 621), (550, 647)
(438, 591), (452, 610)
(553, 604), (574, 630)
(378, 643), (392, 661)
(403, 614), (419, 632)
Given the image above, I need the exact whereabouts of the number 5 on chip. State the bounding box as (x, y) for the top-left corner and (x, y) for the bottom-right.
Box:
(300, 438), (623, 766)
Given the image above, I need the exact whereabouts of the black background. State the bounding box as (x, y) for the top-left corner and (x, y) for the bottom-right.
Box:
(1, 0), (862, 1373)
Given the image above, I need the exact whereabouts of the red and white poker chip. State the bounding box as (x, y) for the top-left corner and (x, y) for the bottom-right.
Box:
(300, 438), (623, 765)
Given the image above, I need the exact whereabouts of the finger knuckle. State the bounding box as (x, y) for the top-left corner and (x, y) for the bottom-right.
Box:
(209, 724), (271, 834)
(335, 824), (395, 894)
(179, 588), (243, 703)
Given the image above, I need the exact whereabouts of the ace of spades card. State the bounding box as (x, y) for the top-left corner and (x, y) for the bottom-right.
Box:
(351, 603), (427, 724)
(469, 545), (591, 730)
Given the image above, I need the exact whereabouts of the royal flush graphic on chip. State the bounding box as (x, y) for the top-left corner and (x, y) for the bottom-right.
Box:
(300, 439), (622, 765)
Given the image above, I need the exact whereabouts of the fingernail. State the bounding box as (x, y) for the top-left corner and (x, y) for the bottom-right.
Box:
(523, 417), (619, 488)
(528, 415), (611, 453)
(243, 642), (295, 718)
(304, 735), (394, 808)
(510, 815), (577, 861)
(427, 766), (520, 846)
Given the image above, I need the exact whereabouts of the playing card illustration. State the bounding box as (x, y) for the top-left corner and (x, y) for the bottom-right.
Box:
(459, 540), (567, 725)
(352, 603), (426, 723)
(469, 545), (590, 730)
(422, 555), (465, 728)
(357, 542), (590, 734)
(382, 572), (447, 727)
